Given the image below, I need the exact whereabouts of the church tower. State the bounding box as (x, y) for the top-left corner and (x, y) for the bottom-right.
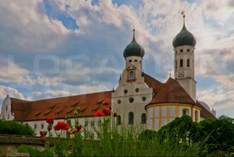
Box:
(111, 29), (153, 128)
(173, 13), (196, 101)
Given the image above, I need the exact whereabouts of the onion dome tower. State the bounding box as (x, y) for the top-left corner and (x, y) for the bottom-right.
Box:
(122, 29), (145, 82)
(173, 12), (196, 101)
(123, 29), (145, 58)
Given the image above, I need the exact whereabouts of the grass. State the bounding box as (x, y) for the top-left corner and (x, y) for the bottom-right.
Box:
(18, 118), (200, 156)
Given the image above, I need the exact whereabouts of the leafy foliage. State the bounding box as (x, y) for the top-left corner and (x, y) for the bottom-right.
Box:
(17, 116), (234, 156)
(157, 115), (234, 156)
(0, 120), (34, 136)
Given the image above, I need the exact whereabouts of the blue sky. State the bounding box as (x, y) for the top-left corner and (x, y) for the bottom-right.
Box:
(0, 0), (233, 117)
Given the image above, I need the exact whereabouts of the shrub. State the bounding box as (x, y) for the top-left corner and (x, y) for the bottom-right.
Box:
(0, 120), (34, 136)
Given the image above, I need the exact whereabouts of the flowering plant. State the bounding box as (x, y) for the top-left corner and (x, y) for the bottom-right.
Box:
(54, 121), (70, 131)
(94, 111), (105, 117)
(94, 107), (112, 117)
(46, 117), (54, 124)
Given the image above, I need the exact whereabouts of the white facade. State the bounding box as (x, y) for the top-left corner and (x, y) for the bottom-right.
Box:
(112, 56), (153, 128)
(0, 95), (14, 120)
(25, 116), (108, 138)
(146, 104), (201, 130)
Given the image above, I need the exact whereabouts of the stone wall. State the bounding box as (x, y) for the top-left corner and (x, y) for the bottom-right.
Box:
(0, 134), (44, 157)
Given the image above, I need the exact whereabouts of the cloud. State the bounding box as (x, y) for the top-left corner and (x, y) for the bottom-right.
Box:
(0, 0), (233, 117)
(0, 58), (30, 84)
(0, 85), (25, 100)
(198, 85), (234, 117)
(0, 0), (69, 54)
(40, 0), (79, 31)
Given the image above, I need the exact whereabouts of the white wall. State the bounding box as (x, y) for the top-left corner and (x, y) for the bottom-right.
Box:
(112, 56), (153, 128)
(147, 104), (201, 130)
(25, 116), (110, 138)
(0, 96), (14, 120)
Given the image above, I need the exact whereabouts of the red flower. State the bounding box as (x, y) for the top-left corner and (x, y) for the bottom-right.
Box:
(94, 111), (104, 117)
(75, 125), (82, 133)
(40, 130), (47, 137)
(63, 123), (70, 131)
(54, 121), (70, 131)
(102, 107), (111, 115)
(46, 118), (54, 124)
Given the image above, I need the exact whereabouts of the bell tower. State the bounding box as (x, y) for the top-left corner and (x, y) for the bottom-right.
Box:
(173, 12), (196, 101)
(111, 29), (153, 128)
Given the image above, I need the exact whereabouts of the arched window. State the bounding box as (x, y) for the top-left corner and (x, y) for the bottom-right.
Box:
(84, 120), (88, 127)
(141, 113), (146, 124)
(195, 111), (198, 122)
(128, 112), (134, 125)
(117, 115), (121, 125)
(128, 70), (135, 81)
(182, 109), (189, 116)
(180, 59), (183, 67)
(129, 97), (134, 103)
(187, 59), (190, 67)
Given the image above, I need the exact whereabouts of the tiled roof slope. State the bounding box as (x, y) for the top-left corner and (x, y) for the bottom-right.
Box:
(11, 91), (112, 121)
(9, 74), (215, 121)
(149, 77), (195, 105)
(143, 73), (162, 94)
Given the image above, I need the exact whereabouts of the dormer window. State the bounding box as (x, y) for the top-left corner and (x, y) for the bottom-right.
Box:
(128, 70), (135, 81)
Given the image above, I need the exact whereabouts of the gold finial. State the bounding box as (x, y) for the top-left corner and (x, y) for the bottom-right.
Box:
(181, 11), (186, 27)
(132, 27), (136, 41)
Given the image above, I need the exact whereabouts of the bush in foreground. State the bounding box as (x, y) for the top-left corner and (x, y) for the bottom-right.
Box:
(0, 120), (34, 136)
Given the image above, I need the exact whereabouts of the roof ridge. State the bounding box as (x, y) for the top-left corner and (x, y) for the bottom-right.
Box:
(12, 90), (112, 104)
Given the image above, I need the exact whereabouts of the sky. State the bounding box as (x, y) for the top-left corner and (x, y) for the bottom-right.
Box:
(0, 0), (233, 118)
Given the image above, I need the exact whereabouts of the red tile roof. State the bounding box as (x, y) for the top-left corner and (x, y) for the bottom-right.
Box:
(9, 74), (215, 121)
(11, 91), (112, 121)
(145, 77), (216, 119)
(148, 77), (195, 105)
(143, 73), (162, 94)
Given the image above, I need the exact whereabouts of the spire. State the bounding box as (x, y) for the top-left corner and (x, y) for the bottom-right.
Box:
(132, 28), (136, 41)
(181, 11), (186, 29)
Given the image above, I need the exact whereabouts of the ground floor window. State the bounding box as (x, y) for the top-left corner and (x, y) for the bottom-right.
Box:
(117, 115), (121, 125)
(141, 113), (146, 124)
(182, 108), (189, 116)
(128, 112), (134, 125)
(195, 110), (199, 122)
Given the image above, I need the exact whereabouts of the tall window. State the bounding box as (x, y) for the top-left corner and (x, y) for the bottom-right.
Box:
(182, 109), (189, 116)
(175, 60), (177, 69)
(128, 112), (134, 125)
(195, 111), (198, 122)
(180, 59), (183, 67)
(84, 120), (88, 127)
(141, 113), (146, 124)
(128, 70), (135, 81)
(117, 115), (121, 125)
(187, 59), (190, 67)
